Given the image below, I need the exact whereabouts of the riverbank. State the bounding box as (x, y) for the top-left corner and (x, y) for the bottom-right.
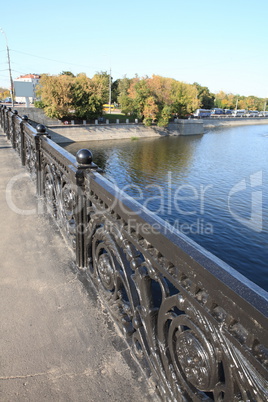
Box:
(47, 118), (268, 143)
(46, 124), (168, 143)
(5, 106), (268, 143)
(47, 120), (204, 143)
(203, 117), (268, 129)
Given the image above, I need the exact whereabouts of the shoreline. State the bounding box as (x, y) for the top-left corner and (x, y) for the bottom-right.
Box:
(5, 107), (268, 143)
(47, 118), (268, 143)
(47, 123), (168, 143)
(203, 117), (268, 129)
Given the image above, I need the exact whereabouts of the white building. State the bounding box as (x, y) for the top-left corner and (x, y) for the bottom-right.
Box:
(14, 74), (41, 105)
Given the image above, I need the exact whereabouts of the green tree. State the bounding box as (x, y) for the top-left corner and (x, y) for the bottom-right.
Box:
(60, 71), (75, 77)
(128, 77), (151, 119)
(157, 105), (172, 127)
(117, 76), (134, 114)
(91, 71), (110, 104)
(194, 82), (215, 109)
(111, 79), (120, 104)
(171, 81), (200, 117)
(72, 73), (103, 120)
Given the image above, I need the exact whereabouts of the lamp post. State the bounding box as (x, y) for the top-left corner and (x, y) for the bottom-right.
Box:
(0, 27), (14, 107)
(108, 68), (112, 114)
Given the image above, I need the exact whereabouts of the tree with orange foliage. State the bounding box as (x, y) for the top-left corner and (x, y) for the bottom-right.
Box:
(143, 96), (159, 126)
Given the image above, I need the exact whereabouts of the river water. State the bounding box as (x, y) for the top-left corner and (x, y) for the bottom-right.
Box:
(63, 124), (268, 292)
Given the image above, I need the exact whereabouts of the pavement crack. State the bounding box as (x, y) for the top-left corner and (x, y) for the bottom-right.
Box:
(0, 371), (50, 380)
(0, 368), (92, 381)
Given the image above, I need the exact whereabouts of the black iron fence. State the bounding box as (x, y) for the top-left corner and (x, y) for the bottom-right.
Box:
(1, 105), (267, 401)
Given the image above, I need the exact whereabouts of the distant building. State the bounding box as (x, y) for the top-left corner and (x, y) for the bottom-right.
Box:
(14, 74), (41, 104)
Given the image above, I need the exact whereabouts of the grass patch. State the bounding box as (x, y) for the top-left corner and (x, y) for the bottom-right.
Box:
(131, 136), (139, 141)
(103, 113), (138, 123)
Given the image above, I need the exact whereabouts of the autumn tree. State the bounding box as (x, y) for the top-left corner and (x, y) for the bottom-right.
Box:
(148, 75), (174, 105)
(36, 73), (104, 120)
(214, 91), (236, 109)
(0, 87), (10, 100)
(128, 77), (151, 119)
(118, 75), (201, 124)
(36, 74), (74, 118)
(143, 96), (159, 126)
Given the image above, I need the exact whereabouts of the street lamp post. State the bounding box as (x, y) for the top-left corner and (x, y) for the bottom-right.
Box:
(0, 27), (14, 107)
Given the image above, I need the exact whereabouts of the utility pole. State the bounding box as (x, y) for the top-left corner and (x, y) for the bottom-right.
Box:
(0, 27), (14, 107)
(109, 68), (112, 114)
(235, 97), (239, 111)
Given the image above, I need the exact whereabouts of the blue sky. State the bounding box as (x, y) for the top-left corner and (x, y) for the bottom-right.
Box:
(1, 0), (267, 97)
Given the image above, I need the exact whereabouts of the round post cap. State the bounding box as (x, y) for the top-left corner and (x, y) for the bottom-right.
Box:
(76, 149), (93, 165)
(22, 115), (28, 120)
(36, 124), (46, 134)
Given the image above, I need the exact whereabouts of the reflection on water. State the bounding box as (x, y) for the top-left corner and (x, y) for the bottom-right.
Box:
(63, 126), (268, 291)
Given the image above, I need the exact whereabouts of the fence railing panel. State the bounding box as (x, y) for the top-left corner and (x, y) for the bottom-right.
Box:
(39, 136), (78, 250)
(0, 105), (267, 401)
(83, 169), (268, 401)
(13, 114), (22, 155)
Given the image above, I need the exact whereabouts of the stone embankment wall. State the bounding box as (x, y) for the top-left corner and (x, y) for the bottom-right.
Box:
(47, 121), (205, 143)
(203, 117), (268, 129)
(47, 124), (168, 143)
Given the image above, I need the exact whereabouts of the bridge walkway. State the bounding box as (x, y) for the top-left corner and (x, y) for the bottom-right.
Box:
(0, 130), (155, 401)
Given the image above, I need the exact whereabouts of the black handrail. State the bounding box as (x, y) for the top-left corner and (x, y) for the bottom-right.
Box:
(1, 105), (267, 401)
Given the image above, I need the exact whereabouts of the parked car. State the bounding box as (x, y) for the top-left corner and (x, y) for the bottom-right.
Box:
(258, 111), (268, 117)
(245, 110), (259, 117)
(192, 109), (211, 118)
(232, 110), (246, 117)
(211, 108), (224, 115)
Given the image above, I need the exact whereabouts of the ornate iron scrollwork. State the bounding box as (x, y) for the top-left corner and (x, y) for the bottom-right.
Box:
(25, 137), (37, 179)
(88, 215), (139, 337)
(85, 183), (268, 402)
(43, 162), (77, 249)
(14, 123), (22, 156)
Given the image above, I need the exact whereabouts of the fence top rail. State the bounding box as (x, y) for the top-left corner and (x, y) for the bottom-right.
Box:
(40, 135), (77, 171)
(87, 170), (268, 321)
(23, 120), (39, 137)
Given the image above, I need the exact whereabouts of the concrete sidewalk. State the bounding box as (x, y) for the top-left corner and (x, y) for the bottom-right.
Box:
(0, 132), (156, 402)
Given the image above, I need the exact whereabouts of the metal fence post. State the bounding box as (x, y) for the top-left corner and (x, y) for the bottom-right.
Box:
(20, 115), (28, 166)
(6, 107), (11, 139)
(11, 110), (18, 149)
(75, 149), (94, 268)
(35, 124), (47, 196)
(0, 105), (3, 126)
